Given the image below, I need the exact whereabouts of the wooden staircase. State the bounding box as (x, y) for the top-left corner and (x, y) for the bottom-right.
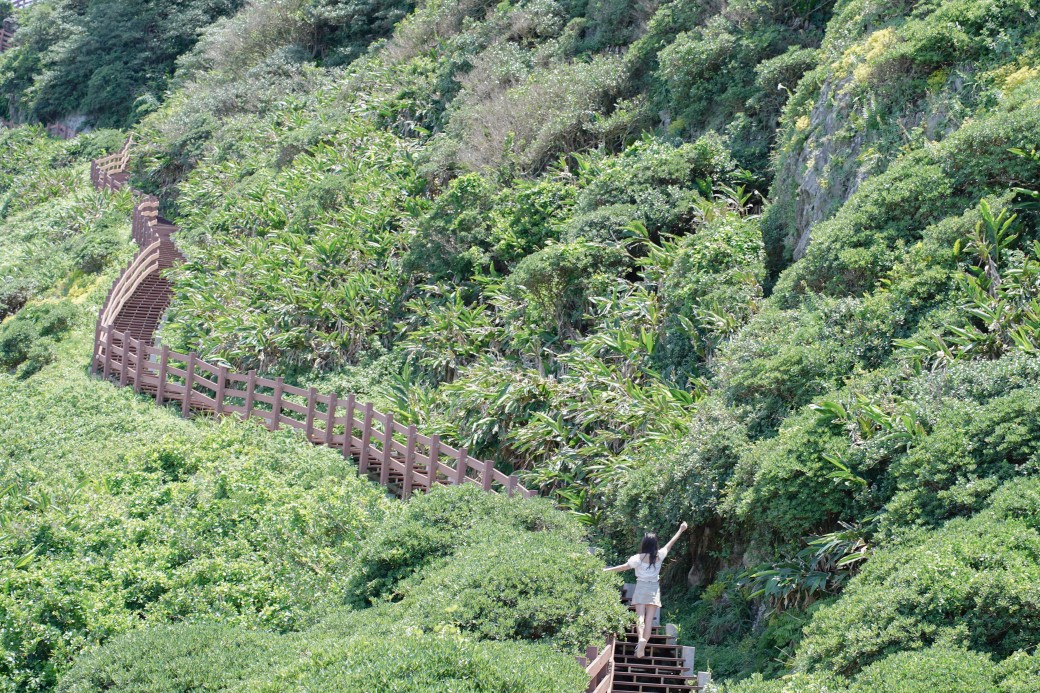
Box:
(613, 625), (699, 693)
(89, 140), (709, 693)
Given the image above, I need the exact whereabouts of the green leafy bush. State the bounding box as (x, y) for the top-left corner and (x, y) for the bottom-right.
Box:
(796, 477), (1040, 676)
(60, 608), (590, 693)
(0, 301), (78, 376)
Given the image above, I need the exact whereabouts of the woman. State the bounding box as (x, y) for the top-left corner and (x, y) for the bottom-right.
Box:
(604, 521), (688, 657)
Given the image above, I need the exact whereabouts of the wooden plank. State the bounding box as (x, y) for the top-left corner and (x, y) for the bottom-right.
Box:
(506, 475), (519, 497)
(215, 366), (228, 416)
(324, 393), (337, 447)
(281, 382), (310, 399)
(358, 403), (374, 473)
(402, 425), (417, 499)
(155, 345), (170, 404)
(380, 412), (394, 487)
(244, 370), (257, 421)
(181, 353), (196, 417)
(270, 377), (284, 431)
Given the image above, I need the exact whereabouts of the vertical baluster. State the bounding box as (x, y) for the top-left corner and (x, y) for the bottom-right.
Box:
(325, 393), (338, 448)
(156, 345), (169, 404)
(343, 394), (357, 459)
(506, 475), (518, 497)
(358, 403), (374, 473)
(454, 448), (469, 486)
(215, 366), (228, 416)
(182, 353), (196, 417)
(270, 377), (284, 431)
(244, 370), (257, 422)
(402, 425), (417, 500)
(118, 334), (130, 387)
(131, 338), (143, 394)
(483, 459), (495, 492)
(102, 328), (114, 379)
(380, 413), (394, 488)
(305, 387), (317, 442)
(429, 434), (441, 491)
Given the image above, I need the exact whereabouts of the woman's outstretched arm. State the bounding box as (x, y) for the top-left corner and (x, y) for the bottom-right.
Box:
(663, 521), (688, 553)
(603, 563), (632, 573)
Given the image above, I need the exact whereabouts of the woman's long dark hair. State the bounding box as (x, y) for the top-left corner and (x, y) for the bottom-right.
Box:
(640, 533), (659, 567)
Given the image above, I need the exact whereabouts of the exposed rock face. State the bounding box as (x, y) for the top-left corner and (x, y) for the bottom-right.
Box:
(775, 69), (964, 263)
(778, 74), (871, 262)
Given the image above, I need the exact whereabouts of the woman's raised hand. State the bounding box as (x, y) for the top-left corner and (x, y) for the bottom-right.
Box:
(679, 521), (688, 532)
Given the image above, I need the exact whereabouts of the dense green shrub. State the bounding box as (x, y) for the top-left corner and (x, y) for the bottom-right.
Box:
(1, 0), (246, 126)
(406, 173), (497, 280)
(0, 340), (390, 689)
(795, 477), (1040, 676)
(503, 240), (629, 336)
(847, 645), (997, 693)
(0, 301), (78, 376)
(885, 387), (1040, 528)
(57, 624), (275, 693)
(346, 485), (628, 650)
(60, 609), (590, 693)
(346, 484), (585, 605)
(569, 134), (739, 240)
(606, 399), (748, 569)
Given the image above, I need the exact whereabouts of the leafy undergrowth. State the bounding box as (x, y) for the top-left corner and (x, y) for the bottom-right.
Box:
(0, 323), (624, 691)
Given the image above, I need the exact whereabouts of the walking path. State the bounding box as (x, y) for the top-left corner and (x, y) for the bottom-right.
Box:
(0, 18), (712, 678)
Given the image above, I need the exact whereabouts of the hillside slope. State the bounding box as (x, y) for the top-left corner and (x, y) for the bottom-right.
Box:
(4, 0), (1040, 690)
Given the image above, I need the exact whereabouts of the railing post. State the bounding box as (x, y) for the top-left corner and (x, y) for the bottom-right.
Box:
(215, 366), (227, 416)
(305, 387), (317, 442)
(343, 394), (357, 459)
(483, 460), (495, 492)
(182, 353), (196, 418)
(324, 393), (338, 447)
(102, 328), (114, 379)
(506, 475), (518, 497)
(402, 425), (417, 499)
(380, 412), (394, 488)
(244, 370), (256, 421)
(429, 434), (441, 490)
(156, 345), (169, 404)
(118, 334), (130, 388)
(270, 377), (284, 430)
(358, 403), (374, 473)
(131, 338), (142, 394)
(454, 448), (468, 486)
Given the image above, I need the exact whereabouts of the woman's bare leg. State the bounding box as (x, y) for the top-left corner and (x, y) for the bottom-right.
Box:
(634, 603), (647, 643)
(644, 605), (658, 641)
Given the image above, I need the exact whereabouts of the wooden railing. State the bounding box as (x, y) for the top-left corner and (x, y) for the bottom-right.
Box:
(89, 139), (534, 500)
(94, 329), (532, 498)
(578, 636), (615, 693)
(85, 138), (646, 691)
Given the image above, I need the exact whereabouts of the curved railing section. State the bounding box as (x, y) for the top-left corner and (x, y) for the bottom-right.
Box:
(89, 142), (534, 500)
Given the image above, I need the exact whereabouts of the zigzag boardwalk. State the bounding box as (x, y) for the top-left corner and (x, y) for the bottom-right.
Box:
(88, 142), (709, 692)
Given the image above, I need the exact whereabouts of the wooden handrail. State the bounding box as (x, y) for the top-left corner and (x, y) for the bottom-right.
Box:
(88, 142), (535, 500)
(94, 325), (534, 497)
(579, 636), (615, 693)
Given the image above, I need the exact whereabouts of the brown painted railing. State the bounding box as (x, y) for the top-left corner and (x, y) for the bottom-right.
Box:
(89, 140), (534, 500)
(94, 330), (530, 498)
(578, 636), (615, 693)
